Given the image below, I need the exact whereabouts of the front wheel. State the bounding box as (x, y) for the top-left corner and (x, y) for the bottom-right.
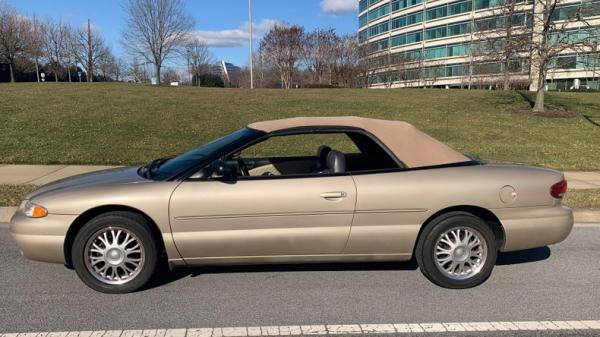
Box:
(71, 212), (159, 293)
(415, 212), (497, 289)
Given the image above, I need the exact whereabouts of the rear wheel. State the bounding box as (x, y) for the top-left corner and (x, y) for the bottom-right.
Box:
(71, 212), (158, 293)
(415, 212), (497, 289)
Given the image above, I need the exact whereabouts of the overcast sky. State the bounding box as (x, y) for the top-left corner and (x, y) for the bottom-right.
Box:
(13, 0), (359, 67)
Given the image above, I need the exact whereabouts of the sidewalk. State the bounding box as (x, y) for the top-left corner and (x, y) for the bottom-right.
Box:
(0, 165), (599, 223)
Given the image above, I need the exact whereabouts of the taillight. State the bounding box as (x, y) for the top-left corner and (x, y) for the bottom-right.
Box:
(550, 179), (567, 199)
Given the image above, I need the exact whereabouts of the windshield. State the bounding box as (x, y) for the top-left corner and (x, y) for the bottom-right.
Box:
(147, 128), (263, 180)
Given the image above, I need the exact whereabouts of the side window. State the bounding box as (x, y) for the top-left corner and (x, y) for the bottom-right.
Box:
(236, 133), (359, 177)
(217, 131), (400, 179)
(241, 133), (359, 159)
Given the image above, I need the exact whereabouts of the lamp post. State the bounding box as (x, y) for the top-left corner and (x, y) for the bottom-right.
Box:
(249, 0), (254, 89)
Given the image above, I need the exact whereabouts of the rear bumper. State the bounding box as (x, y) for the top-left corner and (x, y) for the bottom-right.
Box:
(9, 211), (77, 264)
(494, 206), (574, 252)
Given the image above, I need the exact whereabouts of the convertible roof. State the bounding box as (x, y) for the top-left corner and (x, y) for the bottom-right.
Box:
(248, 117), (469, 168)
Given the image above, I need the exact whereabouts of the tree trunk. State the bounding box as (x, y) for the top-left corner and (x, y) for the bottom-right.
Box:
(67, 66), (72, 83)
(503, 60), (511, 91)
(35, 58), (40, 83)
(533, 86), (545, 112)
(155, 63), (161, 85)
(8, 61), (15, 83)
(87, 63), (93, 82)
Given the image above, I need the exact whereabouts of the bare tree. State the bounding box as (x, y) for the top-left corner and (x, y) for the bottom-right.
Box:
(161, 67), (179, 83)
(43, 20), (71, 82)
(530, 0), (595, 111)
(303, 28), (339, 85)
(331, 34), (361, 87)
(357, 43), (374, 88)
(260, 24), (304, 89)
(63, 24), (77, 82)
(122, 0), (194, 85)
(473, 0), (531, 90)
(26, 14), (45, 82)
(113, 57), (126, 81)
(128, 57), (149, 82)
(97, 46), (116, 80)
(0, 1), (29, 82)
(185, 37), (212, 81)
(73, 19), (108, 82)
(587, 42), (600, 88)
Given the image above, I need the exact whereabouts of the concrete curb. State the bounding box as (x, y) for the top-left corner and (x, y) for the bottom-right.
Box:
(1, 207), (599, 225)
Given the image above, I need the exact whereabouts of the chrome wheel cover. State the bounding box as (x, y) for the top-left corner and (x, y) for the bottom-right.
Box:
(84, 227), (145, 285)
(434, 227), (488, 280)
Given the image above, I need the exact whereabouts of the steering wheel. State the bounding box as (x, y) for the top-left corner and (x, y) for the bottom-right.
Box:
(237, 157), (249, 177)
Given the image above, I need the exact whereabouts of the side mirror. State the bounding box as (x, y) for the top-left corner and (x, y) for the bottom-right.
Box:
(210, 158), (236, 180)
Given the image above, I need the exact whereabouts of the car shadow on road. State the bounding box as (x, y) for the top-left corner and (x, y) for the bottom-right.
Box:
(144, 260), (419, 290)
(496, 246), (551, 265)
(143, 247), (551, 290)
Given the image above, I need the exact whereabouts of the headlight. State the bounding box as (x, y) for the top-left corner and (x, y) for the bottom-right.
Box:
(21, 200), (48, 218)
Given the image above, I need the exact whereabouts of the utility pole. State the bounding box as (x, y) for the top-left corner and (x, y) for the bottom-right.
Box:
(249, 0), (254, 89)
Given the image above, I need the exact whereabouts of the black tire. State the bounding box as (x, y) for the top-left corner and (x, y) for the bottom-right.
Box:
(71, 211), (159, 293)
(415, 211), (497, 289)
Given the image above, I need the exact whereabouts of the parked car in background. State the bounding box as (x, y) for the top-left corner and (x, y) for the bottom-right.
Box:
(10, 117), (573, 293)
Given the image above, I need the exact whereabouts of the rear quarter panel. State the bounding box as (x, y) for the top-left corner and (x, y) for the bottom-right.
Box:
(346, 163), (566, 256)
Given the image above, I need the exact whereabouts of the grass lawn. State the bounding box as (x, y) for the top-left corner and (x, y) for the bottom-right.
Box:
(0, 185), (36, 207)
(0, 83), (599, 170)
(564, 188), (600, 209)
(1, 183), (598, 208)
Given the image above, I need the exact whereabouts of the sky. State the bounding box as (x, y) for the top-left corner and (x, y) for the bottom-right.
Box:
(12, 0), (359, 68)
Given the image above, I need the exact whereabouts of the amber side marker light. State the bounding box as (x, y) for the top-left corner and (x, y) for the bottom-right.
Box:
(21, 201), (48, 218)
(551, 179), (568, 199)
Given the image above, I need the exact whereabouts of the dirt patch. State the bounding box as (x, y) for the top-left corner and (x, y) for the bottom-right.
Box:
(507, 106), (579, 118)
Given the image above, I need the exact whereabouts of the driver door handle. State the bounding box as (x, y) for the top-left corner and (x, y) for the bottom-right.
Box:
(320, 191), (347, 199)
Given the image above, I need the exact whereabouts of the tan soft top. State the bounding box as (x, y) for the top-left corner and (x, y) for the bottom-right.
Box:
(248, 117), (468, 168)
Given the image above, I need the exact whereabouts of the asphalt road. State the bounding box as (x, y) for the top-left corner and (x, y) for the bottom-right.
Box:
(0, 225), (599, 335)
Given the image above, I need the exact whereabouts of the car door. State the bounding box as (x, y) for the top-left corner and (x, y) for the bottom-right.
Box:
(169, 175), (356, 261)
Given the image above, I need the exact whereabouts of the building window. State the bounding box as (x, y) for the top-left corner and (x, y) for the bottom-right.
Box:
(359, 14), (368, 27)
(425, 26), (447, 39)
(368, 3), (391, 22)
(426, 6), (447, 20)
(449, 0), (473, 16)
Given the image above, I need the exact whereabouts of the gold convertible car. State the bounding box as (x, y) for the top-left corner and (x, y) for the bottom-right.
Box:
(10, 117), (573, 293)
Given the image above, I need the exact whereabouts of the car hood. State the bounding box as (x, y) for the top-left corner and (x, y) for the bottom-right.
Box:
(28, 167), (149, 200)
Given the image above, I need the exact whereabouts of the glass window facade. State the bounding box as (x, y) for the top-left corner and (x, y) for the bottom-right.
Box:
(552, 1), (600, 21)
(425, 21), (471, 40)
(360, 0), (600, 87)
(369, 59), (528, 85)
(424, 42), (471, 59)
(550, 53), (600, 69)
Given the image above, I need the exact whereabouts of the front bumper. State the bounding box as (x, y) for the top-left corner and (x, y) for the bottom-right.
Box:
(494, 206), (574, 252)
(9, 210), (77, 264)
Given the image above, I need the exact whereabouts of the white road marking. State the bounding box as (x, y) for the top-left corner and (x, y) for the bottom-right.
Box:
(3, 321), (600, 337)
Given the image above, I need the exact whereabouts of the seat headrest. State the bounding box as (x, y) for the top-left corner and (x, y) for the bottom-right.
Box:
(317, 145), (332, 168)
(326, 150), (346, 174)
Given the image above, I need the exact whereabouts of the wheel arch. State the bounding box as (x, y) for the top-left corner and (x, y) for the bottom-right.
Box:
(414, 205), (505, 256)
(63, 205), (166, 267)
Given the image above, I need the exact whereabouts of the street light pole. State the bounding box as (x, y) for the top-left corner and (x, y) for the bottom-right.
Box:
(249, 0), (254, 89)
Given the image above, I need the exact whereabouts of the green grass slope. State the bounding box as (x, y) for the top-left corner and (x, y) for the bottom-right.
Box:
(1, 83), (599, 170)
